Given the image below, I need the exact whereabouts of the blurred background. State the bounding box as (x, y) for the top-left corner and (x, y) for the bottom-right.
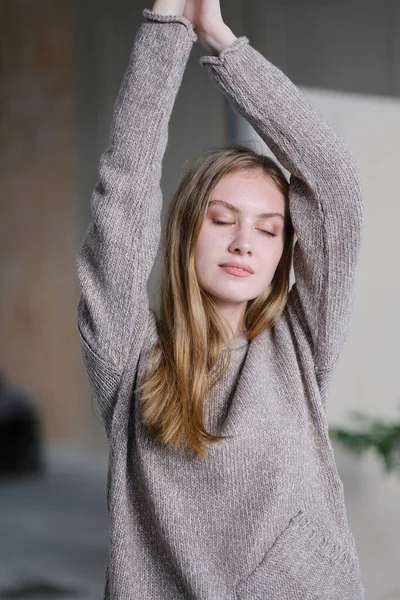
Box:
(0, 0), (399, 598)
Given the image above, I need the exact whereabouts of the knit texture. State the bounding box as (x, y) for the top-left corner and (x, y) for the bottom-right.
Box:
(76, 8), (365, 599)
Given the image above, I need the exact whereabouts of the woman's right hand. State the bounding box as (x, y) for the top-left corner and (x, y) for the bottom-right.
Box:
(150, 0), (226, 38)
(183, 0), (237, 55)
(150, 0), (236, 55)
(151, 0), (185, 16)
(182, 0), (225, 38)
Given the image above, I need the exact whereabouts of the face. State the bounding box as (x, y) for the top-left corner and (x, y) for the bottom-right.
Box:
(194, 169), (286, 335)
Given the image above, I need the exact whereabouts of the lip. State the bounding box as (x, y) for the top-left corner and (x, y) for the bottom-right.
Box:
(219, 262), (254, 275)
(219, 262), (254, 274)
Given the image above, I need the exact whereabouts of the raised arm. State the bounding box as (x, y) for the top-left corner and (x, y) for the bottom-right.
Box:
(76, 5), (197, 431)
(197, 17), (363, 379)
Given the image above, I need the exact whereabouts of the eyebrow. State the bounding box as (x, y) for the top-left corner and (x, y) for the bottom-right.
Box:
(208, 199), (284, 221)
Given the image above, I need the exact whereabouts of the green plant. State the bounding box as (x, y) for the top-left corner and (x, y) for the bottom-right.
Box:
(329, 403), (400, 475)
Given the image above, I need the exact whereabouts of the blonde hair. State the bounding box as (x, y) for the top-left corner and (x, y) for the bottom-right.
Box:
(135, 143), (295, 459)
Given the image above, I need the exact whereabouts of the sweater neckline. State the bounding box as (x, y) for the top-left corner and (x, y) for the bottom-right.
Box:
(227, 331), (250, 350)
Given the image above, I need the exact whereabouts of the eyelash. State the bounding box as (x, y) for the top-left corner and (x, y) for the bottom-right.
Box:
(212, 220), (277, 237)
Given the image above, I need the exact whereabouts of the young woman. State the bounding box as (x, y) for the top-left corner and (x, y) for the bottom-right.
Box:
(76, 1), (366, 598)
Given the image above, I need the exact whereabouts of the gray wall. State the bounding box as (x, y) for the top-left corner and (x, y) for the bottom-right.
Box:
(243, 0), (400, 97)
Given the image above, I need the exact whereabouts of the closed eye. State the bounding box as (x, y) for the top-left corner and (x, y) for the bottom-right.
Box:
(212, 220), (277, 237)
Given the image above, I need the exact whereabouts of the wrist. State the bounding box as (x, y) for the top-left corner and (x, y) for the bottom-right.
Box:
(199, 25), (238, 56)
(150, 0), (185, 17)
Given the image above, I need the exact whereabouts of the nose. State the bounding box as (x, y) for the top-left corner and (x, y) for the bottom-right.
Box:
(228, 227), (253, 255)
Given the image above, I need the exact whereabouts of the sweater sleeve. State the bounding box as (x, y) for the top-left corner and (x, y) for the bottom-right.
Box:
(200, 37), (364, 374)
(76, 10), (197, 430)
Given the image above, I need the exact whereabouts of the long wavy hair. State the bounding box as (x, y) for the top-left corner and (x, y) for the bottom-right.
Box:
(135, 143), (295, 459)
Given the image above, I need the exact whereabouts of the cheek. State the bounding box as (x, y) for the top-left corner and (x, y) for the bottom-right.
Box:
(272, 243), (285, 270)
(258, 242), (284, 274)
(195, 227), (221, 261)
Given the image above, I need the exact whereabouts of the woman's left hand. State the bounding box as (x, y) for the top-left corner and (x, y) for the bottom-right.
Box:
(183, 0), (237, 54)
(183, 0), (224, 36)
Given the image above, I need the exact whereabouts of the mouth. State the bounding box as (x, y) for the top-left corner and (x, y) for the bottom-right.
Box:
(219, 265), (253, 277)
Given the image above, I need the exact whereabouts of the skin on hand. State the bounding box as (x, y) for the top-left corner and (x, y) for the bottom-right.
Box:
(182, 0), (224, 35)
(150, 0), (237, 54)
(151, 0), (186, 16)
(183, 0), (237, 54)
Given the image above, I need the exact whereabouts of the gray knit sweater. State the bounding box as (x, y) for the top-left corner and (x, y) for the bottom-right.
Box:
(76, 8), (365, 600)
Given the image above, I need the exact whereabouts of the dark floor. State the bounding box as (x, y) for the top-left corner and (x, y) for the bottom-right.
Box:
(0, 444), (109, 599)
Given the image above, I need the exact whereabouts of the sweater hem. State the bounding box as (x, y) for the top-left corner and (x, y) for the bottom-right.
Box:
(142, 8), (198, 42)
(199, 36), (250, 66)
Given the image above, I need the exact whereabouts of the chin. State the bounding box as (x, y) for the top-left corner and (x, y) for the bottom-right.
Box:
(209, 289), (251, 304)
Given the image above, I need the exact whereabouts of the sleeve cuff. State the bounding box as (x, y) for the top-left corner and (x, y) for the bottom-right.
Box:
(142, 8), (198, 42)
(199, 36), (249, 66)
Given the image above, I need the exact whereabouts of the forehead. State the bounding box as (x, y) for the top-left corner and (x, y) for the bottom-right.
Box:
(208, 170), (285, 217)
